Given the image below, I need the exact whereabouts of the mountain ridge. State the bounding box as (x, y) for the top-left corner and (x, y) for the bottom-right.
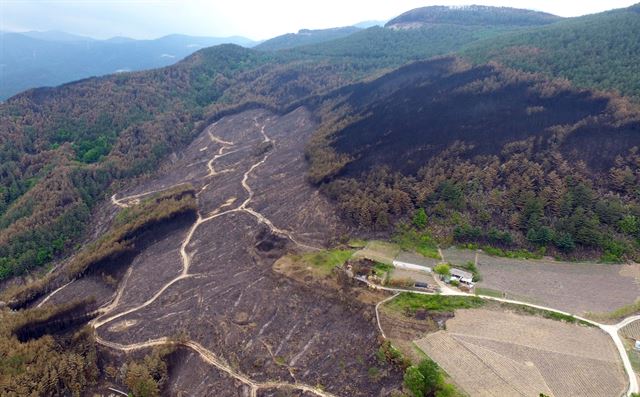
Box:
(386, 5), (562, 29)
(2, 3), (640, 396)
(255, 26), (362, 51)
(0, 31), (257, 100)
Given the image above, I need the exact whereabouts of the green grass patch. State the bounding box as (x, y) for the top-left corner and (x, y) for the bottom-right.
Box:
(353, 240), (400, 264)
(300, 249), (354, 275)
(586, 299), (640, 322)
(482, 245), (544, 260)
(498, 302), (594, 327)
(373, 262), (394, 277)
(387, 293), (485, 314)
(475, 287), (503, 298)
(625, 342), (640, 373)
(347, 238), (367, 248)
(393, 227), (440, 259)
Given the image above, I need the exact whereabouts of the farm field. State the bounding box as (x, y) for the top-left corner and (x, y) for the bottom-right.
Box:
(388, 268), (436, 286)
(415, 308), (627, 397)
(621, 319), (640, 341)
(442, 247), (640, 315)
(619, 319), (640, 379)
(352, 240), (400, 264)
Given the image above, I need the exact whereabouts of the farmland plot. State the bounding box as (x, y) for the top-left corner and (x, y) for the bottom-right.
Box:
(415, 309), (627, 397)
(442, 247), (640, 315)
(352, 241), (400, 264)
(621, 319), (640, 340)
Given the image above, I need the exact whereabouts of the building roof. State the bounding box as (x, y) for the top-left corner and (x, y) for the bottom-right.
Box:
(450, 268), (473, 280)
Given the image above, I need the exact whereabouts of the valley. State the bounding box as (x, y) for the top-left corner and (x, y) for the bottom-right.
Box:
(2, 3), (640, 397)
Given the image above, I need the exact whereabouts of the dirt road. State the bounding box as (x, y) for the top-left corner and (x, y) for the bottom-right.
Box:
(78, 109), (397, 396)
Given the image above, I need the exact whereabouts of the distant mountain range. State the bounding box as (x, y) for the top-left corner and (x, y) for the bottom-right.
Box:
(0, 31), (257, 100)
(254, 27), (363, 51)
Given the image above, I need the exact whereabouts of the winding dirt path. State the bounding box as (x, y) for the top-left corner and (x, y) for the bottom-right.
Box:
(95, 335), (339, 397)
(94, 120), (328, 396)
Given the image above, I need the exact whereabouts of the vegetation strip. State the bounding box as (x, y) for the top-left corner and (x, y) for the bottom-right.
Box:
(2, 185), (198, 309)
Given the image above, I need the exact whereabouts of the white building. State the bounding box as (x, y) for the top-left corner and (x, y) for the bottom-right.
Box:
(392, 252), (434, 273)
(392, 259), (432, 273)
(450, 268), (474, 286)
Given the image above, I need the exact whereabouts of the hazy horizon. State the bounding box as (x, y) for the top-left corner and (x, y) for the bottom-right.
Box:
(1, 0), (638, 41)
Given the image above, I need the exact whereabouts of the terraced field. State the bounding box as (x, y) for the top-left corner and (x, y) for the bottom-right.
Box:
(621, 320), (640, 340)
(415, 309), (627, 397)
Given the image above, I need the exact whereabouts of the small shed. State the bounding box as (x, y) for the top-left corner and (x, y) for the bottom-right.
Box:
(450, 268), (474, 286)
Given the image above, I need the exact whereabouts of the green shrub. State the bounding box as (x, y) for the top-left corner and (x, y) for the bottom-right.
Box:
(453, 224), (482, 242)
(412, 208), (428, 229)
(404, 366), (426, 397)
(393, 226), (440, 259)
(619, 215), (640, 236)
(417, 358), (443, 395)
(373, 262), (394, 277)
(388, 293), (484, 314)
(377, 340), (410, 369)
(460, 261), (482, 282)
(554, 232), (576, 253)
(434, 263), (450, 277)
(403, 358), (460, 397)
(600, 240), (628, 263)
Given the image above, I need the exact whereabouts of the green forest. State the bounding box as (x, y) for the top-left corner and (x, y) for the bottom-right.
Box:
(463, 6), (640, 98)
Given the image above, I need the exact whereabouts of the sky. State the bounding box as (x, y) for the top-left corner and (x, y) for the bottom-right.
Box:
(1, 0), (638, 41)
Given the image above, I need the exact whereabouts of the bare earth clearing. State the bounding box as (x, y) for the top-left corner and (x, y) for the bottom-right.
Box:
(442, 247), (640, 315)
(416, 308), (627, 397)
(41, 108), (401, 396)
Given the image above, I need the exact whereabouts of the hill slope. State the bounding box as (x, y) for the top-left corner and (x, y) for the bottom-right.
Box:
(3, 3), (640, 280)
(0, 32), (256, 100)
(3, 4), (640, 396)
(255, 26), (361, 51)
(386, 5), (561, 29)
(462, 4), (640, 98)
(307, 58), (640, 260)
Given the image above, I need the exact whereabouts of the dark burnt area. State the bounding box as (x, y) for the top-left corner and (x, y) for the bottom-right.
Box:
(561, 121), (640, 171)
(329, 59), (632, 176)
(14, 300), (96, 342)
(88, 210), (197, 278)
